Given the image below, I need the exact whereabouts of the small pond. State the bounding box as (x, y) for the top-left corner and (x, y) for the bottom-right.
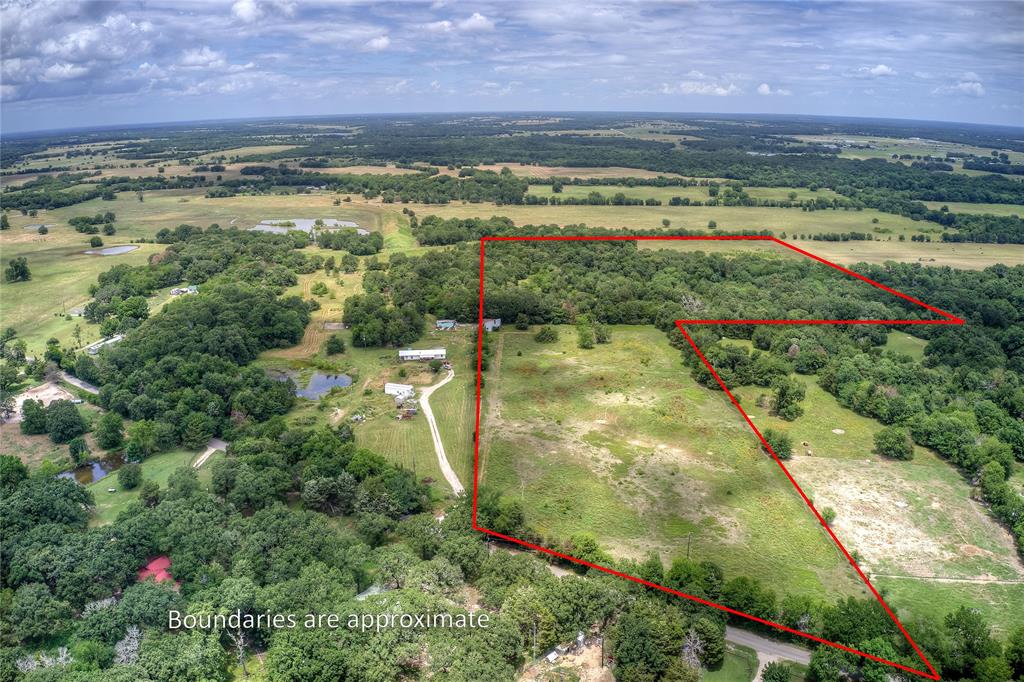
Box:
(58, 453), (125, 485)
(297, 372), (353, 399)
(83, 245), (140, 256)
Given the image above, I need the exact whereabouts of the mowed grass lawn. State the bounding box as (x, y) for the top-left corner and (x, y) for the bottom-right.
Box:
(482, 326), (867, 603)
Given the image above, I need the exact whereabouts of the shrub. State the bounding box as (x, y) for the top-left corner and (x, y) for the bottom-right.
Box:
(118, 462), (142, 490)
(534, 326), (559, 343)
(89, 236), (103, 248)
(46, 400), (87, 444)
(762, 428), (793, 459)
(324, 334), (346, 355)
(68, 436), (90, 464)
(874, 426), (914, 460)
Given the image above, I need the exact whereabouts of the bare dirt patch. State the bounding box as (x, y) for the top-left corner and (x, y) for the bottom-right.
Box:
(789, 457), (1024, 580)
(4, 382), (75, 424)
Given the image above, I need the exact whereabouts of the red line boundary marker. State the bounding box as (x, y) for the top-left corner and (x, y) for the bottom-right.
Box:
(472, 235), (964, 680)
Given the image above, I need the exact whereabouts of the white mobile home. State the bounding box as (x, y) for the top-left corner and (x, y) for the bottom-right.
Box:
(398, 348), (446, 361)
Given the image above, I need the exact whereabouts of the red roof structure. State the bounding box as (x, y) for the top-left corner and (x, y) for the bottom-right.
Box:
(137, 555), (177, 585)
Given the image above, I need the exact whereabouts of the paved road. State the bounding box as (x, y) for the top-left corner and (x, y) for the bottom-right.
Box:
(193, 437), (228, 468)
(60, 372), (99, 395)
(726, 626), (811, 678)
(419, 370), (464, 494)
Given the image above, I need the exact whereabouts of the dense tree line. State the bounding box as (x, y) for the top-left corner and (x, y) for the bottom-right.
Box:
(0, 175), (210, 211)
(228, 166), (530, 204)
(315, 228), (384, 255)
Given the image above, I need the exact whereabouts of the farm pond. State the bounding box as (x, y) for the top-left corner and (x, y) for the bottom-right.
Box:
(58, 453), (124, 484)
(83, 245), (140, 256)
(268, 369), (353, 399)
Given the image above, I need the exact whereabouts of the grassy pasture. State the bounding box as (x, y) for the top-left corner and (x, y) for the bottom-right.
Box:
(442, 164), (694, 179)
(392, 198), (939, 239)
(195, 144), (300, 161)
(883, 330), (928, 360)
(481, 325), (868, 603)
(638, 237), (1024, 270)
(922, 201), (1024, 216)
(527, 184), (842, 204)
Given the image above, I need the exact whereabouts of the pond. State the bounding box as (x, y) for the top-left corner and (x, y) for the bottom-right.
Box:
(58, 453), (125, 485)
(297, 372), (353, 399)
(83, 245), (140, 256)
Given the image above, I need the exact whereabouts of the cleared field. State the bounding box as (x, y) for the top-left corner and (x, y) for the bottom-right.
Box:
(196, 144), (299, 161)
(392, 199), (940, 239)
(441, 164), (693, 179)
(884, 330), (928, 360)
(793, 135), (1024, 164)
(482, 326), (867, 602)
(526, 184), (843, 203)
(638, 237), (1024, 270)
(731, 376), (1024, 632)
(923, 201), (1024, 216)
(0, 229), (163, 350)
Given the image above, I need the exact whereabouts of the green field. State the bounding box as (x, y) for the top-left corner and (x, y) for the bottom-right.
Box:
(883, 330), (928, 360)
(481, 326), (867, 602)
(526, 184), (843, 204)
(922, 201), (1024, 216)
(398, 199), (942, 239)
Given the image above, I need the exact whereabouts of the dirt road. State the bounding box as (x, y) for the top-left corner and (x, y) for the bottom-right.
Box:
(726, 625), (811, 678)
(193, 437), (228, 468)
(60, 372), (99, 395)
(419, 369), (464, 494)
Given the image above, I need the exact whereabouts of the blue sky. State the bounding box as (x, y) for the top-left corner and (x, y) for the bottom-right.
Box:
(1, 0), (1022, 133)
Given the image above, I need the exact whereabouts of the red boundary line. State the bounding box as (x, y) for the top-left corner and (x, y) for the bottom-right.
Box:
(472, 235), (964, 680)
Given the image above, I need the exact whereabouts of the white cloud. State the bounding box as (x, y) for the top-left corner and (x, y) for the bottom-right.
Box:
(424, 20), (454, 33)
(179, 47), (226, 69)
(933, 81), (985, 97)
(232, 0), (262, 23)
(815, 64), (831, 71)
(860, 64), (897, 77)
(457, 12), (495, 31)
(41, 61), (89, 82)
(757, 83), (791, 96)
(662, 81), (741, 96)
(363, 35), (391, 52)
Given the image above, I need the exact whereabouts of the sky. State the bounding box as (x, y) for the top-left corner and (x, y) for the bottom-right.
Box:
(1, 0), (1022, 134)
